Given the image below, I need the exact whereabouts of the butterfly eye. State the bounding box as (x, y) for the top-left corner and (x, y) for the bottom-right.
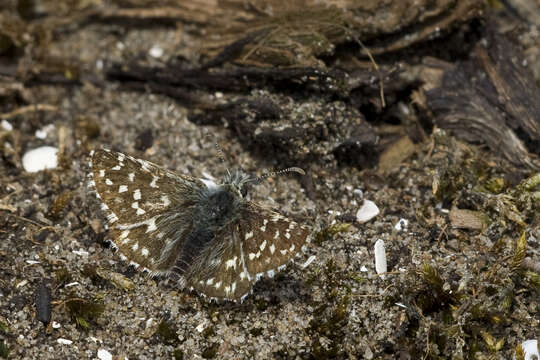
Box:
(240, 185), (248, 197)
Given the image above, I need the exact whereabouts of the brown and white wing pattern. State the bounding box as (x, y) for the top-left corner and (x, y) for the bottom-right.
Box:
(89, 149), (312, 302)
(89, 149), (204, 274)
(237, 203), (311, 282)
(187, 223), (255, 301)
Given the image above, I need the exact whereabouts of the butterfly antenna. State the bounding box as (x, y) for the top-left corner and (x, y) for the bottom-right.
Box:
(205, 133), (231, 177)
(251, 167), (305, 184)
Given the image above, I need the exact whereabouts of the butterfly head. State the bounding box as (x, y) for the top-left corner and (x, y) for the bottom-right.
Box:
(222, 170), (252, 198)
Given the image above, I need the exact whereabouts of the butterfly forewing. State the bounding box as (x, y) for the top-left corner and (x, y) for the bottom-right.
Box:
(90, 149), (204, 272)
(239, 203), (310, 279)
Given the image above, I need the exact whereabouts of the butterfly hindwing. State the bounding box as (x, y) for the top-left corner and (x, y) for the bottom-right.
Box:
(188, 223), (255, 301)
(238, 203), (311, 279)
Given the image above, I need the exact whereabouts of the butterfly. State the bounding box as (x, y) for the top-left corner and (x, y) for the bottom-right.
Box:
(88, 149), (311, 302)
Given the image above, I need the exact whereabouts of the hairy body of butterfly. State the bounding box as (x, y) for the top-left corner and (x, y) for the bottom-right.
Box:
(88, 149), (311, 302)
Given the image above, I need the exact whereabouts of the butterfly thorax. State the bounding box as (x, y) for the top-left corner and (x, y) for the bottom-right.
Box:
(195, 184), (244, 232)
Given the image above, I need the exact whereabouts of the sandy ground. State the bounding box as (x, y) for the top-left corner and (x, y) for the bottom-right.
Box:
(0, 12), (538, 360)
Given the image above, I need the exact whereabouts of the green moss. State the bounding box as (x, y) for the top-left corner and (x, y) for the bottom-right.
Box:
(0, 321), (7, 334)
(156, 319), (178, 345)
(50, 191), (74, 218)
(510, 231), (527, 272)
(313, 223), (352, 246)
(416, 264), (459, 314)
(54, 266), (72, 285)
(522, 271), (540, 292)
(0, 341), (8, 359)
(309, 295), (350, 359)
(254, 298), (269, 311)
(483, 177), (506, 194)
(201, 343), (219, 359)
(82, 264), (104, 286)
(173, 349), (184, 360)
(514, 342), (526, 360)
(64, 296), (105, 330)
(201, 326), (215, 338)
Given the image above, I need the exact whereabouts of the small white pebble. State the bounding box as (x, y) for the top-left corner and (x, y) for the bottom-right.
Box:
(360, 265), (368, 272)
(16, 280), (28, 288)
(25, 260), (40, 265)
(149, 45), (164, 58)
(515, 340), (539, 360)
(196, 322), (206, 333)
(65, 282), (80, 287)
(302, 255), (317, 269)
(57, 338), (73, 345)
(394, 218), (408, 231)
(52, 321), (61, 329)
(35, 129), (47, 139)
(395, 303), (407, 308)
(356, 200), (380, 223)
(145, 318), (154, 329)
(72, 249), (89, 256)
(214, 92), (223, 99)
(1, 119), (13, 131)
(374, 239), (387, 276)
(97, 349), (113, 360)
(22, 146), (58, 172)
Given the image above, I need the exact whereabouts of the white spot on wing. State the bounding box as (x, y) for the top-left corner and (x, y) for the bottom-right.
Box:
(269, 244), (275, 254)
(245, 231), (253, 240)
(150, 176), (159, 188)
(160, 195), (170, 207)
(259, 240), (266, 251)
(145, 216), (157, 233)
(118, 185), (128, 193)
(105, 178), (113, 185)
(225, 257), (237, 270)
(128, 173), (135, 182)
(111, 165), (121, 170)
(133, 189), (141, 200)
(141, 247), (149, 257)
(99, 170), (105, 177)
